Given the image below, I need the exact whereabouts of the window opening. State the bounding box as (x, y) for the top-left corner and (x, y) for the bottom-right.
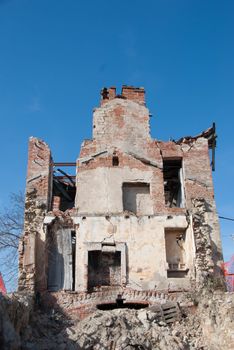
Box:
(165, 229), (188, 278)
(52, 166), (76, 211)
(163, 159), (183, 208)
(112, 156), (119, 166)
(122, 182), (151, 215)
(88, 251), (121, 291)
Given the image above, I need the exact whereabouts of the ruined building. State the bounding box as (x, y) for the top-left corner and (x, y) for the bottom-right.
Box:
(18, 86), (223, 316)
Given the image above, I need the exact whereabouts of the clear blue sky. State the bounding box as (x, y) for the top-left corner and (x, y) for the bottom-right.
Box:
(0, 0), (233, 261)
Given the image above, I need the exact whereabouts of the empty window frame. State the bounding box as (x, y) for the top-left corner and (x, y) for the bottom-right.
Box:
(165, 229), (188, 278)
(163, 159), (184, 208)
(122, 182), (151, 215)
(88, 251), (121, 290)
(52, 168), (76, 211)
(112, 156), (119, 166)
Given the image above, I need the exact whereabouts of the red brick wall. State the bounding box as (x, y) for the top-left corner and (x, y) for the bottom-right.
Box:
(100, 86), (145, 106)
(121, 86), (145, 105)
(19, 137), (52, 292)
(41, 288), (180, 320)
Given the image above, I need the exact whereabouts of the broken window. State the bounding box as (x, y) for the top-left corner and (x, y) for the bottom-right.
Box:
(112, 156), (119, 166)
(122, 182), (151, 215)
(165, 229), (188, 278)
(88, 250), (121, 291)
(52, 166), (76, 211)
(163, 159), (184, 208)
(47, 229), (75, 291)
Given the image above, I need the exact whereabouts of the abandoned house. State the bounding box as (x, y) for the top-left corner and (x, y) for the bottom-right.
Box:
(18, 86), (223, 316)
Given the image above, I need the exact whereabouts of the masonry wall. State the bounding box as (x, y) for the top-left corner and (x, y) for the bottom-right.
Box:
(74, 88), (223, 294)
(19, 86), (223, 300)
(92, 98), (151, 155)
(76, 139), (215, 215)
(73, 215), (194, 292)
(18, 137), (52, 291)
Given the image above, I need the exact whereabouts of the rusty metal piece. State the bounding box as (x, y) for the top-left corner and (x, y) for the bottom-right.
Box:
(57, 168), (75, 186)
(53, 162), (76, 167)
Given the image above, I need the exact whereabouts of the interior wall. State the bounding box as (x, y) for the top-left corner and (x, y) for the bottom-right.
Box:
(122, 183), (151, 215)
(76, 166), (154, 215)
(88, 251), (121, 290)
(165, 229), (186, 268)
(74, 215), (191, 292)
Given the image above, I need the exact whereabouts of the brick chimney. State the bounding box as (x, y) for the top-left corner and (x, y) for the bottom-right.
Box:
(100, 87), (116, 105)
(100, 85), (145, 105)
(121, 85), (145, 105)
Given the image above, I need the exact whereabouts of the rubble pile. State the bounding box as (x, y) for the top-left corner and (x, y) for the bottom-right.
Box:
(0, 291), (233, 350)
(64, 308), (203, 350)
(20, 307), (203, 350)
(0, 292), (33, 350)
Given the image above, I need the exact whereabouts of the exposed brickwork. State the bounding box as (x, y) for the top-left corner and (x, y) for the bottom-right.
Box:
(18, 137), (52, 292)
(41, 288), (181, 320)
(100, 86), (145, 106)
(19, 86), (223, 312)
(77, 139), (215, 215)
(121, 86), (145, 105)
(88, 251), (121, 289)
(192, 198), (224, 287)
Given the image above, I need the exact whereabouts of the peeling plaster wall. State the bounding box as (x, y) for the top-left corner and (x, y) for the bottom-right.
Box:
(76, 164), (155, 215)
(93, 98), (151, 156)
(73, 215), (193, 292)
(75, 95), (222, 287)
(19, 86), (223, 299)
(18, 137), (52, 292)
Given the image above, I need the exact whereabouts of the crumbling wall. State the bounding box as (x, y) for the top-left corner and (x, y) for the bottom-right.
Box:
(198, 291), (234, 350)
(93, 98), (151, 156)
(18, 137), (52, 292)
(0, 292), (34, 350)
(75, 89), (223, 292)
(1, 289), (233, 350)
(18, 290), (234, 350)
(72, 214), (193, 292)
(19, 86), (223, 298)
(12, 85), (229, 349)
(76, 152), (159, 214)
(46, 215), (75, 292)
(100, 86), (145, 106)
(40, 288), (180, 320)
(192, 198), (224, 287)
(77, 96), (217, 217)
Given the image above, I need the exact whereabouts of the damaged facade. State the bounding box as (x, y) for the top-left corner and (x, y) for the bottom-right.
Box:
(18, 86), (223, 316)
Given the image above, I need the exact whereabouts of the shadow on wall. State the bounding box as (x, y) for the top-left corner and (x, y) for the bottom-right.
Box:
(28, 293), (78, 349)
(19, 230), (77, 348)
(88, 250), (122, 290)
(0, 291), (77, 350)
